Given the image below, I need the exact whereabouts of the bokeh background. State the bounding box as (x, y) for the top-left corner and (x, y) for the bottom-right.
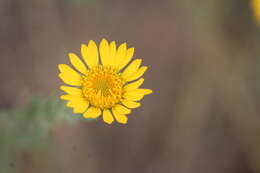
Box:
(1, 0), (260, 173)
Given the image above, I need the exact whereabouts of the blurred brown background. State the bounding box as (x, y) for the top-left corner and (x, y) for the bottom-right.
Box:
(1, 0), (260, 173)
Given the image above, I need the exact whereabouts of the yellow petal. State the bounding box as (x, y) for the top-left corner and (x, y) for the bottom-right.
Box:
(134, 89), (153, 95)
(66, 101), (74, 108)
(68, 53), (87, 74)
(61, 94), (89, 113)
(112, 108), (128, 124)
(124, 78), (144, 91)
(121, 59), (142, 79)
(83, 107), (101, 119)
(112, 43), (127, 69)
(118, 48), (134, 71)
(114, 104), (131, 114)
(109, 41), (117, 67)
(102, 109), (114, 124)
(60, 94), (82, 100)
(60, 85), (82, 95)
(67, 98), (89, 113)
(121, 100), (141, 109)
(88, 40), (99, 65)
(58, 74), (81, 86)
(73, 103), (89, 113)
(125, 66), (147, 82)
(123, 89), (152, 101)
(58, 64), (81, 76)
(81, 42), (99, 69)
(124, 92), (144, 101)
(99, 38), (110, 66)
(58, 64), (82, 86)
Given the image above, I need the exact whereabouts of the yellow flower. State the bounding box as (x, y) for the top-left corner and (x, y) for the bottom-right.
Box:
(58, 39), (152, 124)
(252, 0), (260, 25)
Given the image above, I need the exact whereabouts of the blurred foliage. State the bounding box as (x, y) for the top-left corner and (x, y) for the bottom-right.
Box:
(0, 96), (83, 173)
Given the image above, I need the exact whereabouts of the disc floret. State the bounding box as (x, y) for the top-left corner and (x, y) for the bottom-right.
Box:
(82, 66), (124, 109)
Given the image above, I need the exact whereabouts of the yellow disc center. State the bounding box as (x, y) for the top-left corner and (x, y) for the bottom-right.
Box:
(82, 66), (124, 109)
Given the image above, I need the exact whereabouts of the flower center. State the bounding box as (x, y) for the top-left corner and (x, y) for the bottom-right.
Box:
(82, 66), (124, 109)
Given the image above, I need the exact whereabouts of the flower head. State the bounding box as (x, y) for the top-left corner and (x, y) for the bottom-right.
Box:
(58, 39), (152, 124)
